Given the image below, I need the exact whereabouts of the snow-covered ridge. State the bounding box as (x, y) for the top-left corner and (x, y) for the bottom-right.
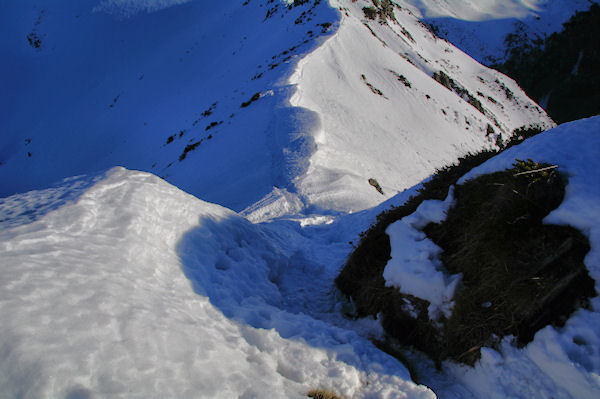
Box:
(0, 0), (340, 211)
(288, 0), (553, 212)
(1, 118), (598, 399)
(0, 166), (434, 398)
(1, 0), (551, 217)
(1, 1), (598, 398)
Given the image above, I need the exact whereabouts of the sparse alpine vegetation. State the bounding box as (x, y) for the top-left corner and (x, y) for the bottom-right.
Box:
(335, 136), (595, 366)
(433, 71), (485, 114)
(240, 92), (261, 108)
(389, 69), (412, 88)
(362, 0), (395, 22)
(361, 74), (386, 97)
(307, 389), (342, 399)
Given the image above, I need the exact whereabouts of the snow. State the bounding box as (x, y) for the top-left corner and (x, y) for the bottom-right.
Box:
(290, 0), (553, 212)
(0, 0), (552, 215)
(0, 166), (435, 398)
(1, 0), (598, 398)
(2, 118), (598, 398)
(93, 0), (193, 18)
(425, 116), (600, 399)
(0, 0), (340, 212)
(384, 187), (461, 320)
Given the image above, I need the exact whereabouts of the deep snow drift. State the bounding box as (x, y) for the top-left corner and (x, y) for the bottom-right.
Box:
(0, 167), (434, 398)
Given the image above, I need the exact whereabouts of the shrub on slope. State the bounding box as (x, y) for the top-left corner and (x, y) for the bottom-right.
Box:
(336, 151), (595, 365)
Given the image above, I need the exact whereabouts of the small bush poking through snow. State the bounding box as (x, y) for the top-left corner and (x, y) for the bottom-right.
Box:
(362, 7), (378, 20)
(363, 0), (395, 22)
(240, 92), (261, 108)
(368, 178), (384, 194)
(307, 389), (343, 399)
(361, 74), (386, 97)
(389, 70), (412, 88)
(433, 71), (485, 114)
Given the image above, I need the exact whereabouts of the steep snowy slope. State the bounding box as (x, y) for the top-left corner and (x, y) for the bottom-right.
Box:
(0, 0), (339, 210)
(286, 0), (553, 213)
(407, 0), (598, 64)
(1, 0), (552, 216)
(0, 167), (434, 399)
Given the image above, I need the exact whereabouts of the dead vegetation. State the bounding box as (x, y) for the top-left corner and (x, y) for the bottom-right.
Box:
(433, 71), (485, 114)
(425, 160), (594, 364)
(240, 92), (261, 108)
(361, 74), (386, 97)
(307, 389), (342, 399)
(336, 150), (595, 366)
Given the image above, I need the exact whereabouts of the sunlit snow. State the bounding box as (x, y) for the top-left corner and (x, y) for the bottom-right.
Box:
(1, 0), (599, 398)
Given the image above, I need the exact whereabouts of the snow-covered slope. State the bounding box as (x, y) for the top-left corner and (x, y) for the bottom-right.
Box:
(407, 0), (598, 64)
(0, 0), (339, 211)
(1, 0), (552, 216)
(287, 0), (553, 213)
(1, 118), (598, 399)
(0, 166), (434, 399)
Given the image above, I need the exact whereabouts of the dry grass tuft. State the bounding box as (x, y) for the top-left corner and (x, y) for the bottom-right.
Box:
(307, 388), (343, 399)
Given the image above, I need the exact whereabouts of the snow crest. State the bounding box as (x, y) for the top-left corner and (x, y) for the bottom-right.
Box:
(0, 167), (433, 398)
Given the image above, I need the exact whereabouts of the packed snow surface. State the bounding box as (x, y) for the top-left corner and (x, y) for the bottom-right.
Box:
(0, 167), (434, 398)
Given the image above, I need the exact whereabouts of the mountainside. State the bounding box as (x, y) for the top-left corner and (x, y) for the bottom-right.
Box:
(413, 0), (598, 65)
(493, 3), (600, 124)
(0, 0), (339, 210)
(2, 1), (598, 399)
(0, 0), (552, 216)
(283, 0), (553, 214)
